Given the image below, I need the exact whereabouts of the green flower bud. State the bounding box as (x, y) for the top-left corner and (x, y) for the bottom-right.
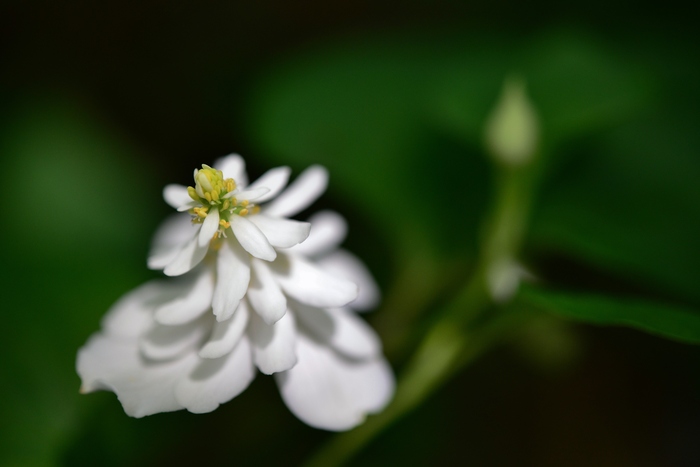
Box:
(484, 77), (539, 167)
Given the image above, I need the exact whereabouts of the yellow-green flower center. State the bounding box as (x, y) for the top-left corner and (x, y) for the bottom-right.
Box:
(187, 165), (259, 231)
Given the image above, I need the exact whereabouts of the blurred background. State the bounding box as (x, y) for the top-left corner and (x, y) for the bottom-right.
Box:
(1, 1), (699, 466)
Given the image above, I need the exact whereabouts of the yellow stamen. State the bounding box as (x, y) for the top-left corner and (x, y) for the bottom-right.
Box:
(187, 186), (200, 201)
(184, 165), (257, 227)
(193, 207), (209, 218)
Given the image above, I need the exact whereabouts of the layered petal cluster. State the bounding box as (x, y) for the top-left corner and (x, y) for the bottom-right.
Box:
(77, 155), (394, 431)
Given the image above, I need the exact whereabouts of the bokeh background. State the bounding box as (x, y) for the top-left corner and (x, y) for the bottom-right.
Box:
(1, 1), (699, 466)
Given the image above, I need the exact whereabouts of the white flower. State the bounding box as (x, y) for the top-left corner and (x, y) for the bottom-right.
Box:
(151, 154), (324, 277)
(76, 154), (394, 431)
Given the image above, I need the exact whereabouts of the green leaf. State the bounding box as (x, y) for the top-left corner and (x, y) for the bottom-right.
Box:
(245, 34), (497, 256)
(430, 31), (652, 149)
(244, 31), (650, 256)
(529, 38), (700, 304)
(520, 286), (700, 344)
(0, 97), (157, 466)
(1, 99), (157, 255)
(530, 110), (700, 303)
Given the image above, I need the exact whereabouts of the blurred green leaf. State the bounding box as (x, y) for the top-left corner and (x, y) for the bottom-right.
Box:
(430, 31), (652, 149)
(1, 98), (156, 255)
(524, 37), (700, 304)
(521, 286), (700, 344)
(245, 31), (650, 257)
(245, 34), (493, 256)
(530, 111), (700, 303)
(0, 97), (156, 466)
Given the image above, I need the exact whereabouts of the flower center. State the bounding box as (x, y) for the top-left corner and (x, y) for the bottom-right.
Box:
(187, 165), (260, 232)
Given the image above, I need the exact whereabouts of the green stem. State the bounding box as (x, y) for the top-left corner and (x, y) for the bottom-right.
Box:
(303, 155), (542, 467)
(303, 308), (528, 467)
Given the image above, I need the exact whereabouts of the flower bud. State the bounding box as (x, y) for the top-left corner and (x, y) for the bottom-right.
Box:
(192, 165), (228, 202)
(484, 77), (539, 167)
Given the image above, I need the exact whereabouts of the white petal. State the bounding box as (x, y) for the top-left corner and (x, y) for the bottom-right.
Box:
(273, 255), (358, 308)
(230, 215), (276, 261)
(275, 333), (395, 431)
(212, 236), (250, 321)
(245, 166), (291, 203)
(198, 208), (220, 247)
(199, 300), (250, 359)
(154, 267), (214, 325)
(101, 281), (165, 339)
(264, 165), (328, 218)
(163, 184), (192, 210)
(148, 214), (198, 270)
(247, 258), (287, 325)
(249, 310), (297, 375)
(176, 201), (198, 212)
(288, 210), (347, 256)
(77, 333), (198, 417)
(139, 317), (210, 361)
(214, 153), (248, 187)
(163, 231), (209, 276)
(223, 186), (270, 201)
(249, 215), (311, 248)
(294, 304), (381, 360)
(316, 250), (381, 311)
(175, 336), (256, 414)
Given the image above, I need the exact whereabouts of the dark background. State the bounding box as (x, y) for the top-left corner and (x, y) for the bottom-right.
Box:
(1, 1), (699, 466)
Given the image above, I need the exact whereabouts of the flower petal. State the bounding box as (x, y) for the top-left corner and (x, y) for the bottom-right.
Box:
(174, 336), (256, 414)
(245, 166), (291, 203)
(247, 258), (287, 325)
(230, 215), (276, 261)
(249, 310), (297, 375)
(199, 299), (250, 359)
(316, 250), (381, 311)
(248, 215), (311, 249)
(198, 208), (220, 247)
(139, 317), (210, 361)
(212, 236), (251, 321)
(154, 267), (214, 325)
(163, 184), (192, 210)
(163, 232), (209, 276)
(176, 202), (198, 212)
(148, 214), (197, 270)
(275, 333), (395, 431)
(288, 210), (347, 256)
(273, 255), (358, 308)
(223, 186), (269, 201)
(264, 165), (328, 218)
(294, 304), (381, 360)
(77, 333), (198, 417)
(101, 281), (166, 338)
(214, 153), (248, 187)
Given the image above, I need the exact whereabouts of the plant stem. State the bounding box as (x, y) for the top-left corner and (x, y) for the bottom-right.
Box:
(304, 155), (541, 467)
(303, 308), (529, 467)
